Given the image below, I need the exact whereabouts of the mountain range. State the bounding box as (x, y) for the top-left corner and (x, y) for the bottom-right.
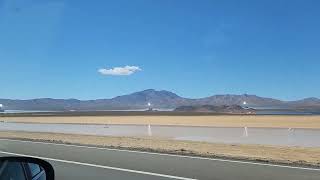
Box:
(1, 89), (320, 111)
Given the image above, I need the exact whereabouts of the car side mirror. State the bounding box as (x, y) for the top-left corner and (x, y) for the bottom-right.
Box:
(0, 156), (54, 180)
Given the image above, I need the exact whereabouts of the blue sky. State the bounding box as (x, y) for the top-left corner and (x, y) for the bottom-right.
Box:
(0, 0), (319, 100)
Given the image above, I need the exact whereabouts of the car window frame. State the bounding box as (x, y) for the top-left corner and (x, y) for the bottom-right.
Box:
(23, 162), (45, 180)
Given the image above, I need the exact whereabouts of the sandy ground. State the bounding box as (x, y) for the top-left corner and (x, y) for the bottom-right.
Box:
(1, 115), (320, 128)
(0, 130), (319, 167)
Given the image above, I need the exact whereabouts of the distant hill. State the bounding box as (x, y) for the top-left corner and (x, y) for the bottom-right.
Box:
(287, 98), (320, 109)
(0, 89), (319, 111)
(192, 94), (283, 107)
(174, 105), (256, 114)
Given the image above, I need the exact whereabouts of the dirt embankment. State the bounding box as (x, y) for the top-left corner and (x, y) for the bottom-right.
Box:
(0, 131), (320, 168)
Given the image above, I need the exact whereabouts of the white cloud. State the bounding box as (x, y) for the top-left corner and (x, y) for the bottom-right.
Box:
(98, 66), (141, 76)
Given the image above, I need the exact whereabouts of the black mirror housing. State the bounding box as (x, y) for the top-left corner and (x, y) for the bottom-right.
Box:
(0, 156), (55, 180)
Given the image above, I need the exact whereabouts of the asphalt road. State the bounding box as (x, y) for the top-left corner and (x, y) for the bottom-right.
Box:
(0, 139), (319, 180)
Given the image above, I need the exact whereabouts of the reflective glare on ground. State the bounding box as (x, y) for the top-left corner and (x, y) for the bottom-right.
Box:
(1, 122), (320, 147)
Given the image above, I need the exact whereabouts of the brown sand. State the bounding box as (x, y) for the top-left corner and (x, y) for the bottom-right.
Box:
(0, 130), (319, 167)
(1, 115), (320, 128)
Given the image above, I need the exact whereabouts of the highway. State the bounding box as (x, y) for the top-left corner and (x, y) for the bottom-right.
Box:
(0, 139), (319, 180)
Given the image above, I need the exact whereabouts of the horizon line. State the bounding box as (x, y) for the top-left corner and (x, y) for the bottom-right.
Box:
(0, 89), (318, 102)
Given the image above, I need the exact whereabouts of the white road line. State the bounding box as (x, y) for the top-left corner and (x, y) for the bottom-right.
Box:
(1, 138), (320, 171)
(0, 150), (196, 180)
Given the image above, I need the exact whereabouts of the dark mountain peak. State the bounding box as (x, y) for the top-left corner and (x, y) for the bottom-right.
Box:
(140, 89), (156, 93)
(130, 89), (180, 98)
(107, 89), (183, 108)
(159, 90), (181, 98)
(241, 94), (257, 98)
